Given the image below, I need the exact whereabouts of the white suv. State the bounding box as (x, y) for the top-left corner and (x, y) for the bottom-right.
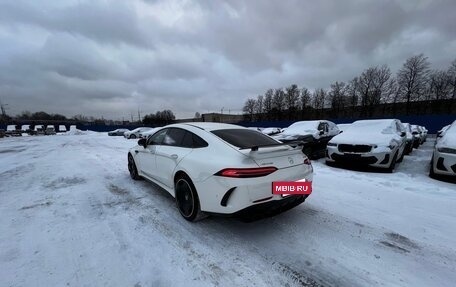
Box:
(326, 119), (407, 172)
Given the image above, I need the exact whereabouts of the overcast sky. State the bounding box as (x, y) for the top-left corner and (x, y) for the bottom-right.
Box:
(0, 0), (455, 119)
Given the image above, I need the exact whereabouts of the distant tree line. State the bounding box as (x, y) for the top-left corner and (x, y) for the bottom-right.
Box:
(243, 54), (456, 121)
(142, 110), (176, 126)
(16, 111), (68, 121)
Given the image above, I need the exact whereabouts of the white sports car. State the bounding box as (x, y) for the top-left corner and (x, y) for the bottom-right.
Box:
(128, 123), (313, 221)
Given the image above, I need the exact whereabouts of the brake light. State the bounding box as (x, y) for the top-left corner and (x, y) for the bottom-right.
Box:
(215, 167), (278, 178)
(304, 158), (311, 165)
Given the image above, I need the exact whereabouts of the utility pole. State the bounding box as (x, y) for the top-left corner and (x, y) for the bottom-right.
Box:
(137, 107), (141, 123)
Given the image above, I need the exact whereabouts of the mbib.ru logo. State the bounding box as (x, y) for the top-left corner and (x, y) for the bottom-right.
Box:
(272, 181), (312, 195)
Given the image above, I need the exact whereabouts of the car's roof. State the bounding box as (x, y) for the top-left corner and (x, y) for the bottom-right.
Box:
(172, 122), (246, 131)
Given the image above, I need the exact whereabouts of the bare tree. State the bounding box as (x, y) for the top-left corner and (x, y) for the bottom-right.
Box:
(346, 79), (359, 115)
(285, 84), (300, 118)
(263, 89), (274, 119)
(429, 70), (451, 100)
(328, 81), (347, 116)
(397, 54), (430, 114)
(194, 112), (201, 119)
(300, 87), (311, 117)
(448, 59), (456, 100)
(255, 95), (264, 120)
(448, 59), (456, 112)
(272, 88), (285, 119)
(242, 98), (256, 121)
(355, 65), (392, 116)
(312, 88), (326, 117)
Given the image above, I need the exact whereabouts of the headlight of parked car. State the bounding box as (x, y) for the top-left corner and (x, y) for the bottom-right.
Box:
(327, 142), (337, 147)
(437, 147), (456, 154)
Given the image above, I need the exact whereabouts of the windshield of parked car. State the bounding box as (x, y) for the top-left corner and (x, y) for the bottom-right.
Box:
(211, 129), (278, 149)
(282, 121), (320, 135)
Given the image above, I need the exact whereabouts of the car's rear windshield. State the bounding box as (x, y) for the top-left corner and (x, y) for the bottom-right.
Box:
(211, 129), (278, 149)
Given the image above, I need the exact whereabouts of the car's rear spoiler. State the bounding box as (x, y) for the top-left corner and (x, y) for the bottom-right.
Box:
(240, 141), (304, 151)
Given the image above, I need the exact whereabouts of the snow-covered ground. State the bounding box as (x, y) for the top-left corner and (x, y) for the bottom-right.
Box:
(1, 133), (455, 287)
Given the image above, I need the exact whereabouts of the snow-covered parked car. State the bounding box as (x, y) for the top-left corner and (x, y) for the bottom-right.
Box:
(127, 123), (313, 221)
(21, 125), (31, 133)
(34, 125), (45, 135)
(58, 125), (67, 132)
(421, 126), (428, 142)
(139, 127), (161, 139)
(124, 127), (153, 139)
(108, 128), (129, 136)
(45, 125), (56, 135)
(326, 119), (407, 172)
(273, 120), (340, 159)
(6, 125), (21, 136)
(261, 127), (282, 136)
(402, 123), (415, 155)
(430, 121), (456, 179)
(411, 125), (423, 148)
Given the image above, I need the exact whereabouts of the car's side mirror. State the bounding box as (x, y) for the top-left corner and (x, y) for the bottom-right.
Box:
(138, 138), (147, 148)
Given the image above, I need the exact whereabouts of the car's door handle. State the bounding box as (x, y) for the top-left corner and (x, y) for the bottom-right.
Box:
(171, 154), (178, 159)
(134, 150), (139, 154)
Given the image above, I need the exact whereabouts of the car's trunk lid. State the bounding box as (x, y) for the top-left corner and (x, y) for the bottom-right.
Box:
(238, 146), (306, 169)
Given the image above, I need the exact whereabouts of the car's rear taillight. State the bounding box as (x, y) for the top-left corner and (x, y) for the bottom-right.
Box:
(304, 158), (311, 165)
(215, 167), (278, 178)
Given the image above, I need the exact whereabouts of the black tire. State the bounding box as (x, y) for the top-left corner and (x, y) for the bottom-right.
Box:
(128, 154), (141, 180)
(386, 152), (398, 173)
(397, 149), (405, 163)
(175, 175), (203, 222)
(129, 134), (136, 139)
(429, 156), (437, 178)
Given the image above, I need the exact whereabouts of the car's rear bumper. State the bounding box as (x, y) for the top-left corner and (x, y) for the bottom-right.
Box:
(195, 164), (313, 214)
(208, 194), (308, 221)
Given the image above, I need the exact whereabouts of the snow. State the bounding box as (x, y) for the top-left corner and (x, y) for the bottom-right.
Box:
(337, 124), (351, 132)
(1, 133), (455, 287)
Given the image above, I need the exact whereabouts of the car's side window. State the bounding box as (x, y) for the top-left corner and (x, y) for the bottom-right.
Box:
(181, 132), (193, 148)
(162, 128), (186, 146)
(319, 123), (329, 133)
(148, 129), (168, 145)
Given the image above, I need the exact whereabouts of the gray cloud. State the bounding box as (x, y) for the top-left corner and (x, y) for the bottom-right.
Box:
(0, 0), (455, 119)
